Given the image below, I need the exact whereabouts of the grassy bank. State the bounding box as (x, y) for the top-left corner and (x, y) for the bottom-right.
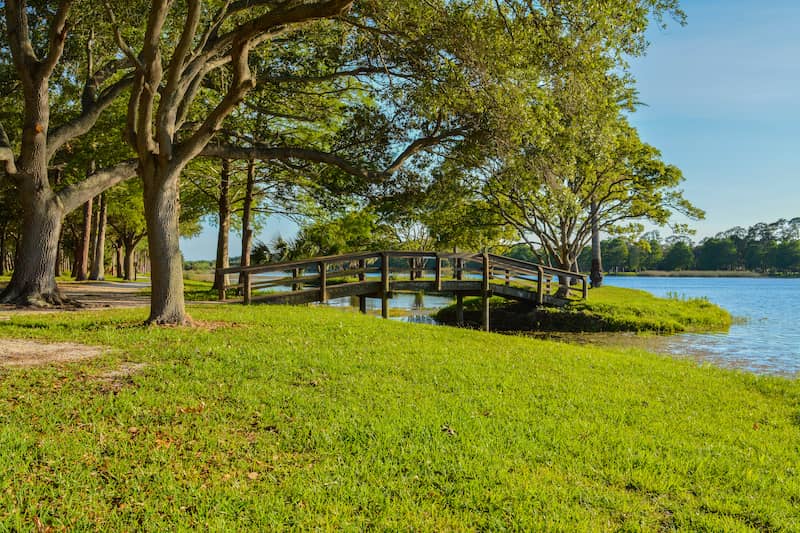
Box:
(0, 305), (797, 530)
(436, 286), (733, 334)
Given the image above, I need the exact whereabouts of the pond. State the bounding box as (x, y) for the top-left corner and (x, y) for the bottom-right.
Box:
(604, 276), (800, 377)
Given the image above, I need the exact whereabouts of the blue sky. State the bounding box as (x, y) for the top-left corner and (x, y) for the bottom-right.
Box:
(181, 1), (800, 260)
(628, 0), (800, 237)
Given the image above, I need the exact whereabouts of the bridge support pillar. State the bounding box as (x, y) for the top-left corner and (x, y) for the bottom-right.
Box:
(456, 295), (464, 325)
(481, 295), (490, 332)
(381, 294), (389, 319)
(481, 252), (490, 332)
(359, 295), (367, 314)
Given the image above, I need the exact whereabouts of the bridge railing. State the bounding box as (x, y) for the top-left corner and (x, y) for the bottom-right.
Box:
(487, 254), (588, 302)
(216, 250), (587, 306)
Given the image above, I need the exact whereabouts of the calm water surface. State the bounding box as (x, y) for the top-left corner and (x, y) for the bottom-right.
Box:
(605, 276), (800, 377)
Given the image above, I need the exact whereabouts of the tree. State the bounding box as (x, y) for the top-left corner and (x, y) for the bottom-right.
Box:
(106, 181), (147, 280)
(603, 238), (630, 272)
(695, 238), (738, 271)
(661, 241), (694, 271)
(0, 0), (136, 305)
(103, 0), (360, 323)
(484, 110), (702, 293)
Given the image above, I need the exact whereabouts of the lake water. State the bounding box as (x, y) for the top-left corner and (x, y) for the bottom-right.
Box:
(604, 276), (800, 377)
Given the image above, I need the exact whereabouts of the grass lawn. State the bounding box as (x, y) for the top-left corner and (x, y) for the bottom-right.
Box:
(0, 304), (797, 530)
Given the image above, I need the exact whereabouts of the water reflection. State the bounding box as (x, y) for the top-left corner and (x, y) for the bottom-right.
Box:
(320, 291), (453, 324)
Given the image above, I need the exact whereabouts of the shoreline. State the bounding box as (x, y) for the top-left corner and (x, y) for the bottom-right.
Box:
(606, 270), (800, 278)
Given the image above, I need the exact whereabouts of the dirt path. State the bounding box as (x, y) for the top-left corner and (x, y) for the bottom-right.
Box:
(0, 280), (151, 313)
(0, 281), (153, 367)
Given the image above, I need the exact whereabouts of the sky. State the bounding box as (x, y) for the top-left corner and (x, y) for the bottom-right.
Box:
(627, 0), (800, 238)
(181, 0), (800, 260)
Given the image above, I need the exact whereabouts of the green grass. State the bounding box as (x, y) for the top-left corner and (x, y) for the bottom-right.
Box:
(0, 305), (797, 530)
(436, 286), (732, 334)
(551, 286), (733, 333)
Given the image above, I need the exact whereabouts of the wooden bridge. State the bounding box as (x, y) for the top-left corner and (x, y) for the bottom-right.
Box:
(217, 251), (588, 331)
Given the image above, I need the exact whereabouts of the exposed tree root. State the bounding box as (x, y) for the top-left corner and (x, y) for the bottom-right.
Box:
(0, 285), (83, 308)
(145, 313), (194, 327)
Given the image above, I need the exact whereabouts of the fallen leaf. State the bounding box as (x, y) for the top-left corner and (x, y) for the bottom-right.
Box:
(247, 472), (259, 480)
(178, 402), (207, 414)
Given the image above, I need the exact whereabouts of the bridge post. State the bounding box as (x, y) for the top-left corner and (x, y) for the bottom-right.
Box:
(243, 271), (252, 305)
(481, 252), (490, 332)
(319, 261), (328, 303)
(358, 259), (368, 314)
(292, 268), (299, 291)
(435, 256), (442, 291)
(582, 275), (588, 300)
(218, 276), (226, 302)
(455, 257), (464, 324)
(537, 266), (545, 306)
(381, 252), (390, 319)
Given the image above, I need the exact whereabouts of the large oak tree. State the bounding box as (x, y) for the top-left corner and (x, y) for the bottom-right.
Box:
(0, 0), (136, 305)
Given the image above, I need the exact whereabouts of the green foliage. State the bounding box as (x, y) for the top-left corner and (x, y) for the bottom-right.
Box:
(659, 241), (695, 271)
(0, 303), (797, 530)
(695, 238), (738, 271)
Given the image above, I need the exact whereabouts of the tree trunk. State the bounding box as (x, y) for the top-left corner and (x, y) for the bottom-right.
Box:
(555, 257), (574, 298)
(212, 159), (231, 291)
(0, 224), (6, 276)
(54, 230), (63, 278)
(590, 202), (603, 288)
(75, 196), (94, 280)
(142, 165), (187, 324)
(239, 160), (255, 286)
(0, 192), (66, 305)
(90, 192), (107, 280)
(124, 242), (136, 281)
(115, 245), (123, 278)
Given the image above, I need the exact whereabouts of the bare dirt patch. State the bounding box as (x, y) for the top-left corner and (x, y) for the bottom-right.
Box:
(94, 362), (147, 393)
(0, 338), (107, 367)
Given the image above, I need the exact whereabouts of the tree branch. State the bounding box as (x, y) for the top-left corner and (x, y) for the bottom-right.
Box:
(58, 160), (138, 212)
(41, 0), (73, 77)
(0, 121), (17, 175)
(200, 127), (464, 182)
(47, 75), (133, 159)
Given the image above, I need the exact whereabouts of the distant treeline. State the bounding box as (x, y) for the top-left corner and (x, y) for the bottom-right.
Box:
(508, 217), (800, 274)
